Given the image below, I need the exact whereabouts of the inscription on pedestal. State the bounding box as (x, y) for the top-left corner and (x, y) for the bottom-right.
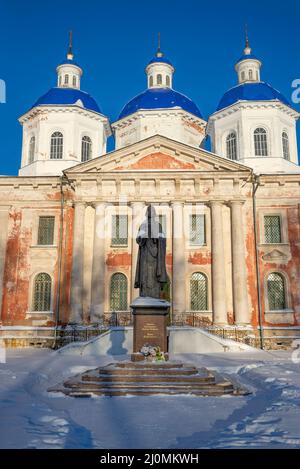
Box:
(131, 298), (170, 355)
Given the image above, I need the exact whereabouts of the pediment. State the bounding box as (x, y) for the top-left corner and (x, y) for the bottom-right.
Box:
(262, 249), (288, 262)
(65, 135), (250, 175)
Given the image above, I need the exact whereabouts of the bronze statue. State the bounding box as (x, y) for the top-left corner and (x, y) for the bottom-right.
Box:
(134, 205), (167, 298)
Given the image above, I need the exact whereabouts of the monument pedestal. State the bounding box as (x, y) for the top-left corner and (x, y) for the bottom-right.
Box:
(130, 297), (170, 362)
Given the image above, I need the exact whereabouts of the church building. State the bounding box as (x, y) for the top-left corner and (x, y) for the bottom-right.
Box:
(1, 34), (300, 349)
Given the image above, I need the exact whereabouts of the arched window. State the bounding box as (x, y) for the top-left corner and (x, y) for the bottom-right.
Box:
(241, 71), (245, 81)
(59, 76), (62, 86)
(190, 272), (208, 311)
(249, 69), (253, 80)
(50, 132), (63, 159)
(33, 273), (51, 311)
(110, 273), (128, 311)
(149, 76), (153, 87)
(226, 132), (237, 160)
(157, 74), (162, 85)
(282, 132), (290, 160)
(166, 75), (170, 87)
(254, 128), (268, 156)
(28, 136), (35, 164)
(72, 75), (76, 87)
(267, 272), (286, 311)
(81, 136), (92, 162)
(64, 74), (69, 85)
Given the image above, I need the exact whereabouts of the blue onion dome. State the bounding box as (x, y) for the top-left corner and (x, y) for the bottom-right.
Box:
(147, 55), (173, 66)
(33, 87), (102, 114)
(236, 53), (261, 64)
(119, 87), (203, 120)
(217, 82), (291, 112)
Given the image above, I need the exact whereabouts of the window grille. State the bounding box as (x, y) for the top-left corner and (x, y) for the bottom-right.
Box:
(29, 136), (35, 164)
(110, 273), (128, 311)
(111, 215), (128, 246)
(282, 132), (290, 160)
(157, 74), (162, 85)
(264, 215), (281, 244)
(189, 214), (205, 246)
(226, 132), (237, 160)
(267, 272), (286, 310)
(81, 136), (92, 162)
(37, 216), (55, 245)
(254, 128), (268, 156)
(72, 75), (76, 87)
(33, 273), (51, 311)
(50, 132), (63, 159)
(190, 272), (208, 311)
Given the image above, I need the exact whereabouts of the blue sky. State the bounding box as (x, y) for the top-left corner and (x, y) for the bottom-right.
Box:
(0, 0), (299, 175)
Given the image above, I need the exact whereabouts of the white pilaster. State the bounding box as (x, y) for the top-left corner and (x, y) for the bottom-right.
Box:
(70, 201), (86, 323)
(230, 200), (250, 324)
(172, 201), (186, 316)
(131, 202), (145, 301)
(210, 201), (227, 325)
(0, 206), (10, 319)
(90, 202), (107, 323)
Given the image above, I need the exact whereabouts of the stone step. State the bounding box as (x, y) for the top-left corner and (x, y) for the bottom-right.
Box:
(48, 360), (247, 398)
(81, 374), (215, 384)
(65, 379), (224, 390)
(97, 367), (199, 376)
(67, 386), (235, 397)
(116, 362), (185, 369)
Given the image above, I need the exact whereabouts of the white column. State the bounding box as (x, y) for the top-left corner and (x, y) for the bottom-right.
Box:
(90, 202), (107, 323)
(70, 202), (86, 323)
(131, 201), (145, 301)
(210, 201), (227, 325)
(172, 201), (186, 316)
(230, 200), (250, 325)
(0, 206), (10, 319)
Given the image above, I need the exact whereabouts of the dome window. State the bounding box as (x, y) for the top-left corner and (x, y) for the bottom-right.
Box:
(28, 136), (35, 164)
(72, 75), (77, 87)
(241, 71), (245, 81)
(249, 69), (253, 80)
(157, 74), (162, 85)
(149, 76), (153, 87)
(226, 132), (237, 160)
(282, 132), (290, 160)
(81, 135), (92, 162)
(64, 74), (69, 85)
(50, 132), (63, 159)
(166, 75), (170, 87)
(254, 128), (268, 156)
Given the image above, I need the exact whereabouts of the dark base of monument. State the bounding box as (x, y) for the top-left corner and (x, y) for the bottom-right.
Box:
(131, 352), (169, 362)
(131, 296), (170, 355)
(48, 361), (250, 397)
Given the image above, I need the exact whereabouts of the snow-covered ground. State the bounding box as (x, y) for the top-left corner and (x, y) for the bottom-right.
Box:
(0, 347), (300, 449)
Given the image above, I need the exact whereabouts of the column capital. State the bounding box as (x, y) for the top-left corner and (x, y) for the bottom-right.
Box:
(73, 200), (86, 208)
(208, 199), (225, 208)
(171, 200), (184, 207)
(228, 199), (246, 206)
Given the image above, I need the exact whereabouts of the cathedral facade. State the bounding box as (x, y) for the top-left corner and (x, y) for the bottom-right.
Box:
(1, 36), (300, 349)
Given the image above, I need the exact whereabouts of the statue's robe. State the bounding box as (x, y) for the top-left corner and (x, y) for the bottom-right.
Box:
(134, 219), (167, 298)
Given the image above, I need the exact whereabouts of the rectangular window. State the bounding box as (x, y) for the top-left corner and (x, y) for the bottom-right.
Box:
(37, 216), (55, 245)
(111, 215), (128, 246)
(189, 214), (206, 246)
(159, 214), (167, 237)
(264, 215), (282, 244)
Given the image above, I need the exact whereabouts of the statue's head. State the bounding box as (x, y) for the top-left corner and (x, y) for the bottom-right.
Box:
(146, 205), (157, 221)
